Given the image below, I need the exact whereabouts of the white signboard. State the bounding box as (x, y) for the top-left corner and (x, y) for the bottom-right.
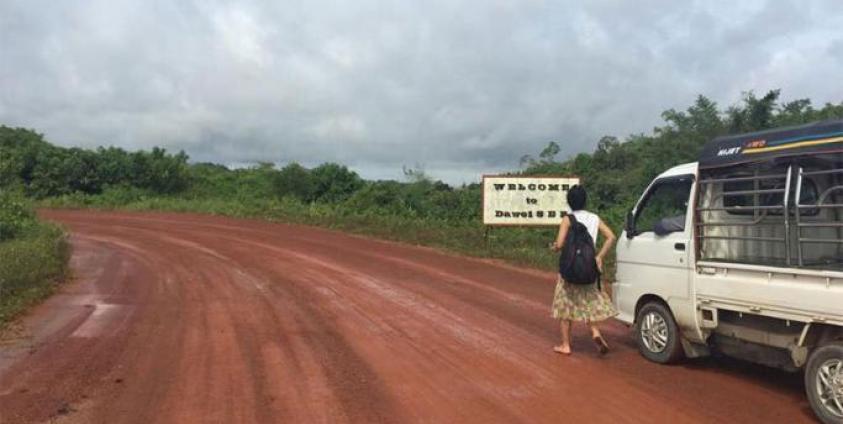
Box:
(482, 176), (580, 226)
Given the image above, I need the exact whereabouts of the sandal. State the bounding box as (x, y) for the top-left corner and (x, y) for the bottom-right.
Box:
(593, 336), (609, 355)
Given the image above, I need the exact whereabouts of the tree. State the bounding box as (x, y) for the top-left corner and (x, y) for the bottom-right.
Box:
(727, 90), (780, 133)
(539, 141), (561, 162)
(310, 163), (364, 202)
(274, 163), (314, 201)
(0, 151), (18, 187)
(95, 147), (133, 187)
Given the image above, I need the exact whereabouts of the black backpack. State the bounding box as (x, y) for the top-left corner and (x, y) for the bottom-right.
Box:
(558, 214), (600, 285)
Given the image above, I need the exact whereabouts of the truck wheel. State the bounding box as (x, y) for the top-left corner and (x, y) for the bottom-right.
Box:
(805, 342), (843, 424)
(635, 302), (683, 364)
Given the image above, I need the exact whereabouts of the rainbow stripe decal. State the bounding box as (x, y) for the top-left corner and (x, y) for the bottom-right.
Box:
(743, 131), (843, 154)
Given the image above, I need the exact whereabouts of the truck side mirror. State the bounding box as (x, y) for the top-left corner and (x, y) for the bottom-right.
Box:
(625, 210), (635, 239)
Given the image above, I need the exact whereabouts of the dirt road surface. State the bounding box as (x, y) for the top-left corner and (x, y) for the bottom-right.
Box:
(0, 210), (816, 423)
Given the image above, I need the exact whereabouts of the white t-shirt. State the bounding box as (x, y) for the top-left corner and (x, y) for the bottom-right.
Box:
(571, 210), (599, 246)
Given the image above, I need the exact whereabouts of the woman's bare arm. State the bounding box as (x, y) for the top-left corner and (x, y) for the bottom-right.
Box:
(551, 216), (571, 251)
(595, 219), (616, 270)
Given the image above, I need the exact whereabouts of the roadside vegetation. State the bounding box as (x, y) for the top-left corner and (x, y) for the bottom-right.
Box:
(0, 192), (69, 328)
(3, 90), (843, 282)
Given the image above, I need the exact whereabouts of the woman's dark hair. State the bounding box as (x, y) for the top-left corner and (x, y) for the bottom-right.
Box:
(567, 185), (587, 211)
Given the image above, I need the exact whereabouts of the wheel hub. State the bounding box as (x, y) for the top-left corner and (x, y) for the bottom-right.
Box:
(817, 358), (843, 418)
(640, 311), (668, 354)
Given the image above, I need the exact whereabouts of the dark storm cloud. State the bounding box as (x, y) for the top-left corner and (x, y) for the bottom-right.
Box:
(2, 0), (843, 184)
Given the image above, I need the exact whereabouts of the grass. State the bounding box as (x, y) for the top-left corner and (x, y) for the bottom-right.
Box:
(40, 194), (618, 279)
(0, 223), (70, 328)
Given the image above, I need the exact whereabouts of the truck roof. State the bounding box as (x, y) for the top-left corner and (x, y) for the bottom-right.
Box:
(658, 162), (698, 179)
(698, 118), (843, 169)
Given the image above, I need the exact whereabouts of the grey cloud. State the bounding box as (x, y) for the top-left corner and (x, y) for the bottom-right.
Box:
(2, 0), (843, 184)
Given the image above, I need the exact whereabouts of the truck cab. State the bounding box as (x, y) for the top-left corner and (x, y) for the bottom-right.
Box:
(613, 119), (843, 424)
(613, 162), (702, 354)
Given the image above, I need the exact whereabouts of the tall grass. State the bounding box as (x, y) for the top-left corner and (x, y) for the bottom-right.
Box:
(0, 223), (70, 327)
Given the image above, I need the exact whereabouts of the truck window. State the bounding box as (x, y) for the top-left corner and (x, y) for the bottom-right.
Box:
(723, 176), (819, 216)
(635, 177), (693, 235)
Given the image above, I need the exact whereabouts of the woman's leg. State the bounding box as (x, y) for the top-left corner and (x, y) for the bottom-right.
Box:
(587, 321), (601, 338)
(554, 320), (572, 354)
(588, 321), (609, 354)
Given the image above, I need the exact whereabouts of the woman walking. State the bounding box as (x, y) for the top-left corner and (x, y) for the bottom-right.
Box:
(550, 185), (617, 355)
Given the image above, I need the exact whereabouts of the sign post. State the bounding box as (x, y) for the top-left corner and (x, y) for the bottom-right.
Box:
(482, 175), (580, 227)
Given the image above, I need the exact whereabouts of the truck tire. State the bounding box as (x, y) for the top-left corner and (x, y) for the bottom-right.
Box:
(805, 342), (843, 424)
(635, 301), (683, 364)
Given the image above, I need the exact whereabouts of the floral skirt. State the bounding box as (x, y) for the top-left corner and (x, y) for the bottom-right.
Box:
(551, 276), (617, 322)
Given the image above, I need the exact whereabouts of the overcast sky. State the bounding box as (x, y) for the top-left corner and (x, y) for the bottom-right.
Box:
(2, 0), (843, 184)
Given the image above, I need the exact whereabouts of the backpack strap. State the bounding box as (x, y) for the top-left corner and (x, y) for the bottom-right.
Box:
(565, 212), (578, 244)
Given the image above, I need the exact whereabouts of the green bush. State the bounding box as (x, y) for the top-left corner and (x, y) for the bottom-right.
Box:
(309, 163), (364, 202)
(0, 190), (70, 327)
(0, 191), (36, 241)
(0, 222), (69, 326)
(274, 162), (315, 201)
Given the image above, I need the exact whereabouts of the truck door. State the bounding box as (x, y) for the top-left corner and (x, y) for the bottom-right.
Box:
(615, 175), (695, 329)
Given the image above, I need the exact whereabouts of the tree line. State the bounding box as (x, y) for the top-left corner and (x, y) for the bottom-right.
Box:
(0, 129), (190, 197)
(2, 90), (843, 229)
(0, 126), (480, 221)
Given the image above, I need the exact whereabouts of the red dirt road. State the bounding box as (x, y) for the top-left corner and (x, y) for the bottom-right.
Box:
(0, 210), (816, 423)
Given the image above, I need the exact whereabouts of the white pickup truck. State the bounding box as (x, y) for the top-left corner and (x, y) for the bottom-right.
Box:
(612, 119), (843, 423)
